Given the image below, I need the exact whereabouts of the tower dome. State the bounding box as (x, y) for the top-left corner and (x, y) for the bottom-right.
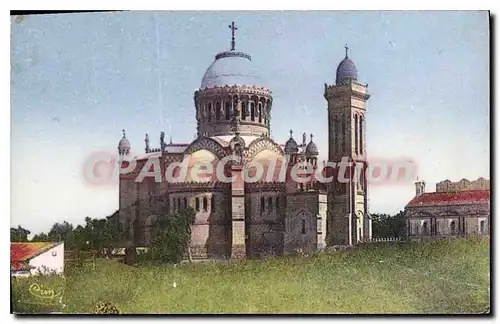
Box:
(336, 45), (358, 84)
(201, 51), (264, 89)
(194, 22), (273, 138)
(305, 134), (319, 157)
(284, 130), (299, 154)
(118, 129), (130, 155)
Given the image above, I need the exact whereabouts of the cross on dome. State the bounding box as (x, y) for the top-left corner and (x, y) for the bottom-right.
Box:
(228, 21), (238, 51)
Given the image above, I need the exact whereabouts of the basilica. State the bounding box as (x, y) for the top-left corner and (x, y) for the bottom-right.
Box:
(116, 23), (371, 259)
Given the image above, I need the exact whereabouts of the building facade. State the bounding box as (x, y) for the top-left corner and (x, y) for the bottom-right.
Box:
(405, 178), (490, 241)
(117, 23), (371, 259)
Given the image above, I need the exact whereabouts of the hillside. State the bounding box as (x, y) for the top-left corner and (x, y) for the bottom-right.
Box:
(12, 237), (490, 314)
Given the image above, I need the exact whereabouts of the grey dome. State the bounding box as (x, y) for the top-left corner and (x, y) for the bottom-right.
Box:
(336, 57), (358, 84)
(201, 51), (264, 89)
(305, 140), (319, 157)
(284, 137), (299, 154)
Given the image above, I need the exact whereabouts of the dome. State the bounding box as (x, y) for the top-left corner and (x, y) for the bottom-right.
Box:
(336, 57), (358, 84)
(305, 135), (319, 157)
(305, 142), (319, 157)
(284, 137), (299, 154)
(118, 130), (130, 153)
(284, 130), (299, 154)
(118, 138), (130, 150)
(200, 51), (263, 89)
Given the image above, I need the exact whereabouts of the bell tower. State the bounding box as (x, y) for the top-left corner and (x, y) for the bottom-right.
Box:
(324, 46), (371, 246)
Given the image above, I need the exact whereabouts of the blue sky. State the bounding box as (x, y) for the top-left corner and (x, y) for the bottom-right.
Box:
(11, 11), (489, 235)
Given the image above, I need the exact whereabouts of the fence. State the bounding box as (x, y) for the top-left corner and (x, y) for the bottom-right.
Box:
(361, 237), (405, 243)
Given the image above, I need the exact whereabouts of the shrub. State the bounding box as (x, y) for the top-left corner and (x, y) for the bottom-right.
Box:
(93, 301), (120, 314)
(151, 208), (195, 264)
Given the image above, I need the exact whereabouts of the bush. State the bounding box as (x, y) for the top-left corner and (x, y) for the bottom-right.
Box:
(151, 208), (195, 264)
(93, 301), (120, 314)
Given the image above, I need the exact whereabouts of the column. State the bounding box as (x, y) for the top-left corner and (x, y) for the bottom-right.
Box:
(231, 164), (246, 259)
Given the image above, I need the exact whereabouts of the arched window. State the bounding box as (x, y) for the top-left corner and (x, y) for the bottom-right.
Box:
(203, 197), (208, 211)
(225, 101), (231, 120)
(450, 221), (456, 235)
(207, 103), (212, 122)
(241, 102), (247, 120)
(268, 197), (273, 212)
(275, 196), (279, 210)
(211, 195), (215, 211)
(251, 102), (255, 121)
(422, 222), (429, 235)
(258, 104), (262, 123)
(354, 114), (359, 155)
(260, 197), (265, 213)
(215, 102), (221, 120)
(177, 198), (181, 210)
(480, 220), (486, 234)
(183, 197), (187, 209)
(360, 116), (364, 155)
(195, 197), (200, 211)
(301, 220), (306, 234)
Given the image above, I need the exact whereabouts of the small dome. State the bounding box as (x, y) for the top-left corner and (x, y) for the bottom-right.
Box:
(305, 134), (319, 157)
(284, 130), (299, 154)
(118, 130), (130, 153)
(201, 51), (264, 89)
(305, 142), (319, 157)
(336, 57), (358, 84)
(285, 138), (299, 154)
(336, 46), (358, 84)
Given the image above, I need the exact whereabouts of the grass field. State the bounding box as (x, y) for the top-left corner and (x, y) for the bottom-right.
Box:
(12, 237), (490, 314)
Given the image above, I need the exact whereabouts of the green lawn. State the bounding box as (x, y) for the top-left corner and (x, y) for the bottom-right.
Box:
(12, 237), (490, 314)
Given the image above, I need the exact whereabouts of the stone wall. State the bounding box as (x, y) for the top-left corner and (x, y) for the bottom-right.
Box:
(170, 189), (231, 259)
(327, 192), (350, 246)
(245, 190), (285, 258)
(284, 192), (318, 254)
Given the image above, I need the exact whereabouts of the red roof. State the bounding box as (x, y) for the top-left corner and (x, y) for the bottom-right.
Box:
(406, 190), (490, 207)
(10, 242), (61, 271)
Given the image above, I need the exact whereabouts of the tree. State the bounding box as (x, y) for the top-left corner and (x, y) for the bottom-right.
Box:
(10, 226), (30, 242)
(371, 211), (406, 238)
(151, 207), (195, 264)
(31, 232), (51, 242)
(72, 225), (89, 250)
(78, 214), (120, 255)
(48, 221), (74, 248)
